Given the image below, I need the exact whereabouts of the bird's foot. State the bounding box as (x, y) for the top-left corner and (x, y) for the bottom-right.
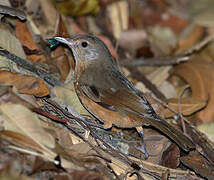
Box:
(135, 144), (149, 159)
(136, 126), (149, 159)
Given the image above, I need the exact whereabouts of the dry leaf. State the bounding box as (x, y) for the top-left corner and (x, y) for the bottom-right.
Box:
(0, 103), (55, 149)
(173, 57), (214, 122)
(52, 14), (72, 81)
(16, 20), (46, 62)
(53, 83), (89, 115)
(177, 24), (204, 53)
(163, 98), (207, 118)
(0, 70), (50, 97)
(0, 24), (26, 71)
(0, 130), (45, 152)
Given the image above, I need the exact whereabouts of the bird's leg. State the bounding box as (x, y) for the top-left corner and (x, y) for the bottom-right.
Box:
(135, 126), (149, 159)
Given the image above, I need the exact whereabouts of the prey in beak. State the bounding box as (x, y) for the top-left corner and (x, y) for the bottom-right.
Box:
(47, 37), (74, 49)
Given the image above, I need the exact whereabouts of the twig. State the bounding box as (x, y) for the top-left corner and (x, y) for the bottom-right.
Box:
(177, 85), (190, 135)
(184, 35), (214, 56)
(122, 55), (190, 67)
(152, 96), (214, 166)
(122, 35), (214, 67)
(43, 98), (163, 179)
(0, 46), (62, 86)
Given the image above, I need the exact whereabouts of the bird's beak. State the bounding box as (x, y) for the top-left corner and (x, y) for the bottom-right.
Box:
(54, 37), (75, 47)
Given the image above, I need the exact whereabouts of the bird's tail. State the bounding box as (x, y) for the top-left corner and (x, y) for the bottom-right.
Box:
(150, 117), (195, 152)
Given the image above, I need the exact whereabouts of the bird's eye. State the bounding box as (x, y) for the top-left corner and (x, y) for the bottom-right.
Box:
(81, 41), (88, 48)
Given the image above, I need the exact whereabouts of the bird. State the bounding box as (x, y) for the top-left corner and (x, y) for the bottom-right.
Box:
(51, 34), (195, 157)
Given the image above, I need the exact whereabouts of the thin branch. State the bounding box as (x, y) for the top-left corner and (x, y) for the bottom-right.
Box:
(122, 55), (190, 67)
(0, 46), (62, 86)
(122, 35), (214, 67)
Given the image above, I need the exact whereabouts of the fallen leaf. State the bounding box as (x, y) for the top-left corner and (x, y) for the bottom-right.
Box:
(163, 98), (207, 118)
(0, 70), (50, 97)
(173, 57), (214, 123)
(0, 130), (44, 152)
(177, 24), (204, 53)
(0, 24), (26, 71)
(16, 20), (46, 62)
(0, 103), (55, 149)
(53, 83), (89, 115)
(52, 14), (72, 81)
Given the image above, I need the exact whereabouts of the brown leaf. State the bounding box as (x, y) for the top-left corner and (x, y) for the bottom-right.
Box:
(0, 70), (50, 97)
(177, 25), (204, 53)
(15, 20), (46, 62)
(0, 103), (55, 150)
(163, 98), (207, 118)
(173, 57), (214, 123)
(0, 130), (43, 152)
(53, 84), (89, 115)
(52, 14), (72, 81)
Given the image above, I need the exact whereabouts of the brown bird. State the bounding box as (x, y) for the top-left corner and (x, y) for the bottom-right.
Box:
(53, 34), (195, 157)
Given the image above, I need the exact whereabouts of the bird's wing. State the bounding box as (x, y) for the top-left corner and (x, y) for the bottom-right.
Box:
(80, 84), (155, 117)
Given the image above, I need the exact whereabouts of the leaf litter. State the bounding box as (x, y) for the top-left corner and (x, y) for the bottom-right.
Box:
(0, 0), (214, 179)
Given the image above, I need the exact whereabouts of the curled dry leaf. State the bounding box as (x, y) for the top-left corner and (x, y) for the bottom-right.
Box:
(0, 70), (50, 97)
(0, 103), (55, 149)
(16, 20), (46, 62)
(163, 98), (207, 118)
(173, 57), (214, 123)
